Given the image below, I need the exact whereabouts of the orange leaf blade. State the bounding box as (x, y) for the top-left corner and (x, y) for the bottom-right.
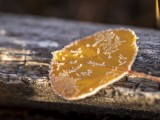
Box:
(50, 28), (138, 100)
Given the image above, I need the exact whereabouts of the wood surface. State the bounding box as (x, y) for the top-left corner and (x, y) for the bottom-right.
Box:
(0, 13), (160, 119)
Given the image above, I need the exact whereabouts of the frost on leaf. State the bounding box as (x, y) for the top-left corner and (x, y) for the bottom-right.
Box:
(51, 70), (80, 97)
(50, 28), (138, 100)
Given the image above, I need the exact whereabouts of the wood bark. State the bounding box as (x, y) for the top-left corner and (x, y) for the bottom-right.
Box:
(0, 13), (160, 119)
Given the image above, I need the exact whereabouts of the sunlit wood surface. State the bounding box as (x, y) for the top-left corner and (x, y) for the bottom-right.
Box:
(0, 13), (160, 119)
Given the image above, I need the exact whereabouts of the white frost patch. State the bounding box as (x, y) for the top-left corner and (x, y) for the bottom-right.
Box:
(11, 39), (26, 47)
(69, 60), (78, 64)
(68, 64), (82, 73)
(0, 37), (59, 48)
(38, 40), (59, 48)
(80, 69), (92, 77)
(70, 48), (82, 56)
(87, 61), (106, 67)
(86, 44), (90, 47)
(0, 29), (6, 36)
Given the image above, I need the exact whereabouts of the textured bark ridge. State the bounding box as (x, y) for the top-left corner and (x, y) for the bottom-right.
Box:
(0, 13), (160, 119)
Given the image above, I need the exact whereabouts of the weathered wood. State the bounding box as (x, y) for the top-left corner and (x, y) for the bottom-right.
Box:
(0, 13), (160, 119)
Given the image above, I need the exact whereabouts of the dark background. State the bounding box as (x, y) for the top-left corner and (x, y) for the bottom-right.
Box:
(0, 0), (157, 28)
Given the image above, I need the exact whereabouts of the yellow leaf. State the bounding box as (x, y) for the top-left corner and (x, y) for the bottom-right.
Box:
(50, 28), (138, 100)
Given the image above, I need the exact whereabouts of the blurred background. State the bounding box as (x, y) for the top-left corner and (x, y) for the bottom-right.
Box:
(0, 0), (158, 28)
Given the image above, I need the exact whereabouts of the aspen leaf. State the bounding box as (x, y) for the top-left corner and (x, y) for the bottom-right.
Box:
(50, 29), (138, 100)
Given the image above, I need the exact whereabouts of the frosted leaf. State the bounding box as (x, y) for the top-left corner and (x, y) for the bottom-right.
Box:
(50, 28), (138, 100)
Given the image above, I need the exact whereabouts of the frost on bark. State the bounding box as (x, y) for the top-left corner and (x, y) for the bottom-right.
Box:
(0, 13), (160, 119)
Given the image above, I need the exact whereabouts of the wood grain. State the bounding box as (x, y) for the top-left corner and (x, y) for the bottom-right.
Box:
(0, 13), (160, 119)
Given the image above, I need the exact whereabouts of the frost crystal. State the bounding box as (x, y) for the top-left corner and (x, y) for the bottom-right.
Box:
(71, 48), (82, 56)
(87, 61), (106, 67)
(80, 69), (92, 77)
(93, 32), (126, 58)
(52, 71), (78, 95)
